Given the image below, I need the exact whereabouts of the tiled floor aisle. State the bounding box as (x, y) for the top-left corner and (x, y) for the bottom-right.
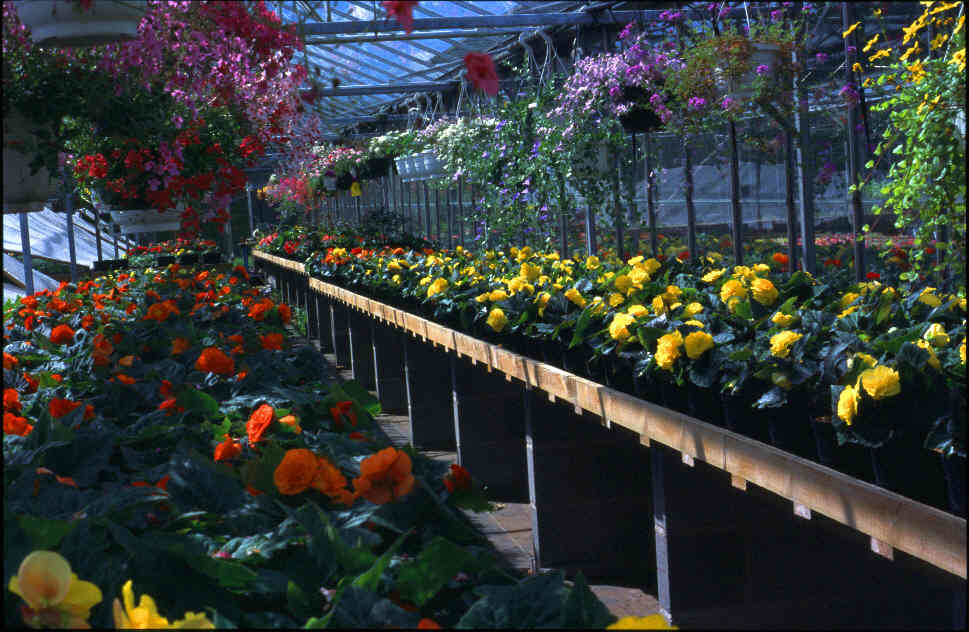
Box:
(313, 341), (661, 619)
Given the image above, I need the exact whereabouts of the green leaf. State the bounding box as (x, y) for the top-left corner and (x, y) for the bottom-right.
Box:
(335, 381), (382, 417)
(457, 571), (569, 628)
(352, 529), (409, 592)
(394, 537), (474, 606)
(15, 515), (77, 550)
(754, 386), (787, 409)
(559, 572), (616, 629)
(176, 388), (221, 418)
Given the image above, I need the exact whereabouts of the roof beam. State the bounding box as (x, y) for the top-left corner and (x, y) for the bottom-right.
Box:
(314, 81), (458, 97)
(299, 10), (659, 36)
(305, 27), (527, 44)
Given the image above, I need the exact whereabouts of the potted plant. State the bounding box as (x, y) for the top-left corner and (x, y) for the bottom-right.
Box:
(14, 0), (147, 48)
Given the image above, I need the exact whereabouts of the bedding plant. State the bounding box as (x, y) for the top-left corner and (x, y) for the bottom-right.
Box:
(256, 222), (965, 515)
(3, 261), (620, 628)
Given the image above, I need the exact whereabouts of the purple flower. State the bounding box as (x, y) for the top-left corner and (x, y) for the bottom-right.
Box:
(771, 9), (784, 21)
(619, 22), (634, 40)
(609, 85), (622, 99)
(756, 64), (770, 75)
(721, 96), (735, 110)
(855, 122), (865, 132)
(815, 52), (829, 63)
(847, 45), (857, 55)
(649, 93), (665, 106)
(688, 97), (706, 110)
(839, 82), (860, 104)
(719, 6), (730, 17)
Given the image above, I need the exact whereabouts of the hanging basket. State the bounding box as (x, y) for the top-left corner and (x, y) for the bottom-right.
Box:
(15, 0), (147, 48)
(3, 113), (57, 213)
(108, 208), (182, 234)
(616, 85), (664, 134)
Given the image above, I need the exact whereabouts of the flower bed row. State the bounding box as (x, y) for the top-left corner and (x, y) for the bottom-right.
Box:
(3, 262), (630, 629)
(254, 226), (966, 516)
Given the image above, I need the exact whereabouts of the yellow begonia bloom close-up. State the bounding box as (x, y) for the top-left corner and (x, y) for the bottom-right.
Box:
(609, 313), (636, 342)
(769, 331), (803, 358)
(8, 551), (103, 629)
(719, 279), (747, 304)
(750, 278), (778, 306)
(655, 331), (683, 371)
(837, 385), (861, 425)
(684, 331), (714, 359)
(702, 268), (725, 283)
(113, 580), (214, 629)
(923, 323), (949, 347)
(627, 304), (649, 318)
(486, 308), (509, 332)
(771, 312), (796, 328)
(608, 614), (678, 629)
(564, 288), (587, 308)
(426, 278), (449, 299)
(857, 365), (901, 400)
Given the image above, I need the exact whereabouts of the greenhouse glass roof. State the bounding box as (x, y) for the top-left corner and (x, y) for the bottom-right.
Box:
(274, 1), (590, 133)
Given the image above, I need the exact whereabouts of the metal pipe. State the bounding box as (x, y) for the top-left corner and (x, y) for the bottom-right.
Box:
(66, 192), (78, 283)
(19, 212), (34, 295)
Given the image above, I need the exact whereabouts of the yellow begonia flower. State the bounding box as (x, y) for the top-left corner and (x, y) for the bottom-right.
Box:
(113, 580), (214, 629)
(589, 296), (607, 315)
(475, 293), (490, 303)
(682, 302), (704, 317)
(863, 33), (880, 52)
(857, 365), (901, 400)
(486, 308), (508, 333)
(627, 304), (649, 318)
(684, 331), (714, 359)
(915, 340), (941, 371)
(868, 48), (891, 62)
(750, 278), (778, 306)
(9, 551), (103, 629)
(628, 267), (650, 285)
(489, 289), (510, 302)
(643, 258), (662, 275)
(391, 274), (402, 285)
(585, 255), (600, 270)
(652, 295), (667, 316)
(771, 312), (796, 328)
(842, 20), (861, 38)
(853, 352), (878, 369)
(838, 305), (859, 319)
(614, 274), (634, 295)
(840, 292), (860, 309)
(627, 256), (644, 266)
(923, 323), (949, 347)
(918, 288), (942, 307)
(426, 278), (449, 299)
(960, 338), (966, 364)
(837, 385), (861, 426)
(520, 262), (541, 282)
(608, 614), (678, 629)
(609, 313), (636, 341)
(702, 268), (725, 283)
(719, 279), (748, 304)
(655, 331), (683, 371)
(769, 331), (803, 358)
(564, 288), (586, 308)
(608, 292), (626, 308)
(752, 263), (770, 275)
(683, 319), (705, 328)
(419, 276), (432, 286)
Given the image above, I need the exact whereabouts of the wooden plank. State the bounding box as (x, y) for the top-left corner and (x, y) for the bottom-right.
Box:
(265, 256), (967, 580)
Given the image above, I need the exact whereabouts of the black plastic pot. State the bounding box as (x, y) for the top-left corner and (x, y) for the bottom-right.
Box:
(249, 274), (265, 286)
(941, 454), (966, 517)
(762, 405), (818, 461)
(177, 253), (199, 265)
(91, 260), (112, 272)
(201, 252), (222, 264)
(720, 392), (771, 443)
(868, 437), (950, 513)
(157, 255), (176, 265)
(336, 173), (354, 190)
(684, 385), (722, 426)
(364, 156), (392, 179)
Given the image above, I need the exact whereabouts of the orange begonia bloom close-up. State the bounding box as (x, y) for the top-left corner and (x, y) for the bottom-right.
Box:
(49, 324), (75, 345)
(260, 332), (284, 350)
(330, 400), (357, 428)
(213, 434), (243, 462)
(247, 403), (274, 445)
(273, 448), (320, 495)
(4, 411), (34, 436)
(352, 447), (415, 504)
(171, 337), (192, 355)
(194, 347), (235, 375)
(48, 398), (83, 419)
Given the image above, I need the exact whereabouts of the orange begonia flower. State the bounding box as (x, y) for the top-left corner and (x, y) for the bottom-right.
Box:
(246, 484), (263, 497)
(22, 373), (38, 393)
(80, 314), (95, 330)
(277, 303), (292, 325)
(146, 289), (162, 302)
(260, 333), (284, 350)
(312, 455), (355, 505)
(247, 403), (274, 445)
(36, 467), (78, 488)
(92, 333), (114, 356)
(50, 324), (75, 345)
(118, 355), (137, 368)
(330, 401), (357, 428)
(418, 619), (442, 629)
(227, 334), (245, 345)
(125, 303), (138, 315)
(50, 374), (63, 382)
(194, 347), (235, 375)
(352, 447), (415, 505)
(115, 373), (137, 385)
(273, 448), (319, 495)
(159, 380), (174, 399)
(4, 411), (34, 436)
(171, 337), (191, 355)
(772, 252), (790, 265)
(3, 352), (19, 370)
(158, 398), (184, 416)
(248, 298), (274, 321)
(49, 398), (83, 419)
(235, 371), (248, 382)
(279, 414), (301, 433)
(4, 388), (22, 413)
(132, 475), (169, 491)
(214, 434), (243, 462)
(83, 404), (94, 421)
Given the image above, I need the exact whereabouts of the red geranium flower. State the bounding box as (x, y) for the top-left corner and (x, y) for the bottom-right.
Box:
(464, 52), (499, 96)
(382, 1), (417, 34)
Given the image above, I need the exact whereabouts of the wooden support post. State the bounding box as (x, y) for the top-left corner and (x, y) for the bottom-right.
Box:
(371, 319), (407, 413)
(329, 302), (351, 369)
(785, 132), (799, 270)
(403, 335), (455, 450)
(423, 182), (432, 243)
(525, 387), (654, 581)
(307, 278), (319, 341)
(315, 292), (333, 353)
(347, 308), (376, 389)
(451, 354), (528, 502)
(843, 2), (866, 283)
(585, 203), (597, 256)
(793, 47), (817, 274)
(684, 137), (697, 263)
(645, 133), (658, 257)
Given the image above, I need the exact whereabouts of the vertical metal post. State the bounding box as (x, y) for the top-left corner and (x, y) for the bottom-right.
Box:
(434, 186), (441, 243)
(457, 176), (465, 248)
(728, 121), (743, 265)
(446, 187), (454, 249)
(355, 195), (361, 224)
(113, 222), (119, 258)
(558, 178), (569, 259)
(225, 209), (234, 261)
(785, 132), (799, 270)
(246, 183), (255, 236)
(19, 212), (35, 295)
(843, 2), (865, 282)
(94, 208), (103, 263)
(646, 134), (658, 257)
(629, 133), (640, 255)
(66, 191), (78, 283)
(612, 145), (625, 260)
(793, 48), (817, 274)
(423, 182), (432, 243)
(585, 203), (597, 256)
(684, 138), (697, 262)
